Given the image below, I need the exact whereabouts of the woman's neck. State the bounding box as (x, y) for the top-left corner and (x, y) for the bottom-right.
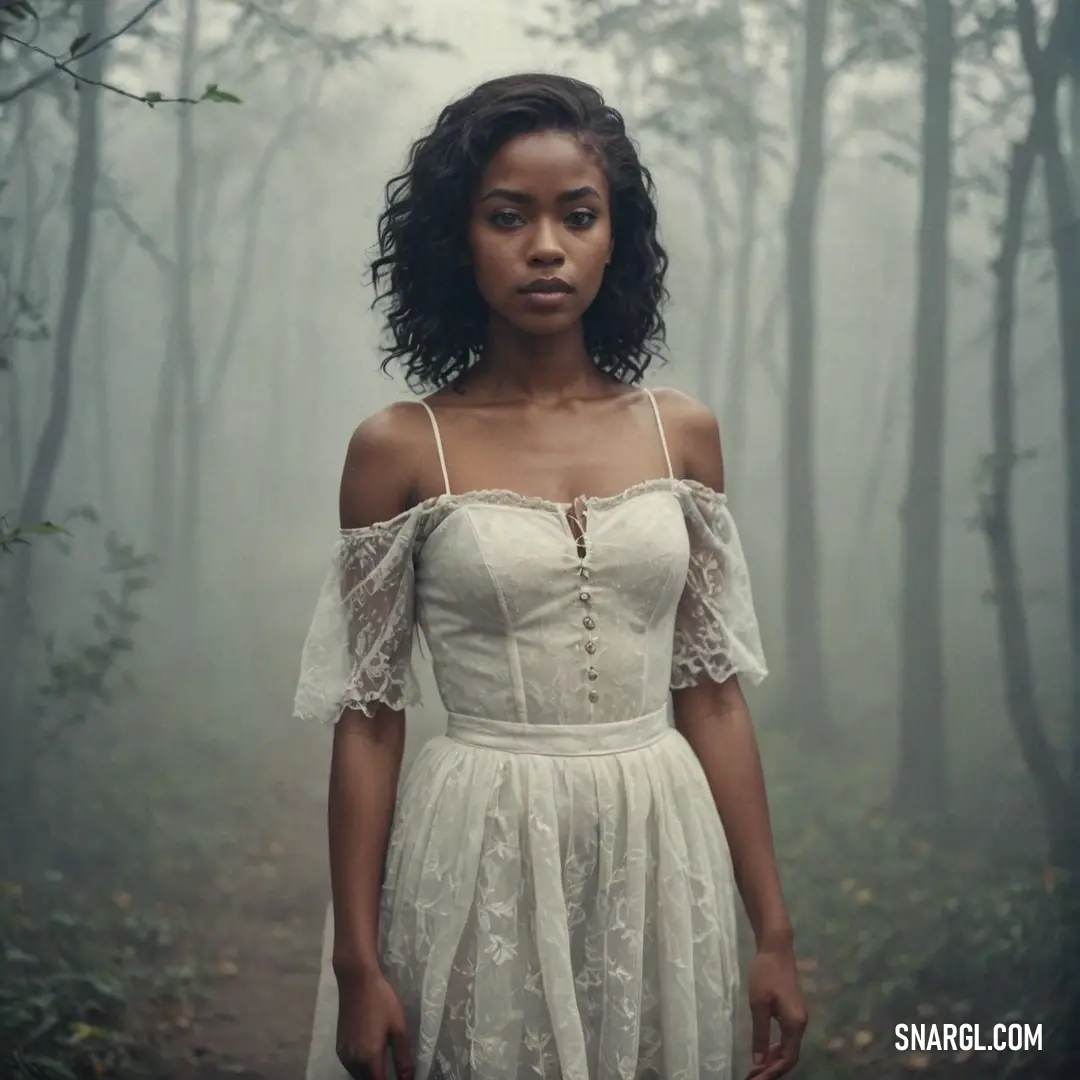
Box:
(467, 319), (611, 404)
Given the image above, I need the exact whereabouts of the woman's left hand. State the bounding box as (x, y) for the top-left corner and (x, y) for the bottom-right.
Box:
(745, 941), (808, 1078)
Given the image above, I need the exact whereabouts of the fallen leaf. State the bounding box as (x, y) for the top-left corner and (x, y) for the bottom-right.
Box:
(70, 1022), (110, 1042)
(905, 1052), (931, 1070)
(854, 1030), (873, 1048)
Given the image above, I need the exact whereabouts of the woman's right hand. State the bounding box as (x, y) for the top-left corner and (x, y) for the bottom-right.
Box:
(336, 967), (415, 1080)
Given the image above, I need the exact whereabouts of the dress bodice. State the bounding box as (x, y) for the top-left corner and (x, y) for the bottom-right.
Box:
(415, 487), (687, 725)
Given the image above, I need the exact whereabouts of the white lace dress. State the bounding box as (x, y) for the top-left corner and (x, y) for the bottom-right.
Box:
(293, 476), (767, 1080)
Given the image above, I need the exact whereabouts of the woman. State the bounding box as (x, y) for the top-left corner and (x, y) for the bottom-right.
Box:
(294, 72), (806, 1080)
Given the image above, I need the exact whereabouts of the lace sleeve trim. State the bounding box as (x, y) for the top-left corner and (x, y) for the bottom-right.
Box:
(292, 511), (423, 725)
(671, 486), (768, 690)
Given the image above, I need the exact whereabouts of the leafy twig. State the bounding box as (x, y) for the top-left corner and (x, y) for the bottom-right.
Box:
(0, 0), (165, 102)
(0, 0), (241, 107)
(0, 515), (68, 553)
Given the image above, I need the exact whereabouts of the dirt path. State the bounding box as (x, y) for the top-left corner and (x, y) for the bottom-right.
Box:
(167, 725), (331, 1080)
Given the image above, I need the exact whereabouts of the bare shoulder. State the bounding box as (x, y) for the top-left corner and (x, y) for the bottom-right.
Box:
(338, 401), (429, 529)
(648, 387), (725, 491)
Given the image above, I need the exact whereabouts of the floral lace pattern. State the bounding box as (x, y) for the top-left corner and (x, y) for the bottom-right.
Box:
(292, 512), (425, 724)
(671, 484), (768, 690)
(295, 478), (766, 1080)
(377, 729), (739, 1080)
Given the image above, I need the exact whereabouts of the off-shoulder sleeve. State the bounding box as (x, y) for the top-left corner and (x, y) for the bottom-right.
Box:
(292, 510), (422, 724)
(671, 483), (768, 689)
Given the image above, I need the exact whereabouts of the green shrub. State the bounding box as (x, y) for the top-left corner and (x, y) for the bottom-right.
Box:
(0, 878), (205, 1080)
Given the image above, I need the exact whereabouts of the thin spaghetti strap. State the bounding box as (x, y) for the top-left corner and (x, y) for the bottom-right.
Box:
(643, 388), (674, 479)
(419, 401), (452, 495)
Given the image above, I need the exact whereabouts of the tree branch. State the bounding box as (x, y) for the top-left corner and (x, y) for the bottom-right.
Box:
(95, 183), (174, 273)
(0, 0), (239, 107)
(0, 0), (166, 103)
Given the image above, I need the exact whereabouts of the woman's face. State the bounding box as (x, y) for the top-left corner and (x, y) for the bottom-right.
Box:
(467, 129), (613, 339)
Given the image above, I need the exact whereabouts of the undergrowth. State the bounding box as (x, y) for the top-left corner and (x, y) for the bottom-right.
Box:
(762, 722), (1079, 1079)
(0, 877), (207, 1080)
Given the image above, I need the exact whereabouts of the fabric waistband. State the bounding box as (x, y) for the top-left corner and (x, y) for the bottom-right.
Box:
(445, 704), (671, 756)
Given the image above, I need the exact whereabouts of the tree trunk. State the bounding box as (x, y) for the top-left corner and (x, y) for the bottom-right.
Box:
(1068, 69), (1080, 200)
(894, 0), (955, 818)
(723, 107), (760, 481)
(0, 0), (107, 743)
(982, 122), (1077, 863)
(148, 0), (201, 626)
(175, 0), (201, 639)
(1, 95), (35, 506)
(697, 137), (725, 411)
(1018, 0), (1080, 834)
(149, 327), (177, 562)
(149, 0), (199, 580)
(88, 268), (114, 521)
(1041, 61), (1080, 819)
(720, 0), (759, 482)
(783, 0), (831, 738)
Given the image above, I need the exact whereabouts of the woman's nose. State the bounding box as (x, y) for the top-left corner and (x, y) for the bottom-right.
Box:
(527, 221), (566, 266)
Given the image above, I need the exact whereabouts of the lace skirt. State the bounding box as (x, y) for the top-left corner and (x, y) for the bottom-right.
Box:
(304, 707), (740, 1080)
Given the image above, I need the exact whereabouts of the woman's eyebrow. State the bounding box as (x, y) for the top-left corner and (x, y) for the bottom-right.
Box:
(479, 185), (602, 204)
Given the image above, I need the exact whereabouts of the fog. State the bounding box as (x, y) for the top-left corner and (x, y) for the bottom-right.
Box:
(1, 1), (1077, 1078)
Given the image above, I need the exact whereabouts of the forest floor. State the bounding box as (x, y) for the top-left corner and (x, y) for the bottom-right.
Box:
(163, 724), (330, 1080)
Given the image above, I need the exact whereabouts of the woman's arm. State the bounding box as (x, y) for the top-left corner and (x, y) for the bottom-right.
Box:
(661, 388), (806, 1077)
(672, 676), (793, 949)
(329, 703), (406, 977)
(328, 408), (419, 979)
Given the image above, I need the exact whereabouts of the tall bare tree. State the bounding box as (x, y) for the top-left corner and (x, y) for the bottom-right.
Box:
(0, 0), (107, 733)
(1016, 0), (1080, 825)
(894, 0), (956, 817)
(783, 0), (832, 737)
(719, 0), (764, 477)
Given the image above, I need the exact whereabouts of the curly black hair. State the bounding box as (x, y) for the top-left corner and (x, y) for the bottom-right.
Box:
(369, 72), (670, 392)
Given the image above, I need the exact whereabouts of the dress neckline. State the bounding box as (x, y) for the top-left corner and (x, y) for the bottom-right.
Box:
(339, 476), (726, 535)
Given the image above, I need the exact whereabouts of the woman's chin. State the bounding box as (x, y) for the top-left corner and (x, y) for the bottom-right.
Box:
(506, 311), (583, 338)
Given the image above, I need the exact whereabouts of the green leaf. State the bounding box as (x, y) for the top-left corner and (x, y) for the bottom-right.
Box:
(68, 32), (91, 56)
(202, 83), (242, 104)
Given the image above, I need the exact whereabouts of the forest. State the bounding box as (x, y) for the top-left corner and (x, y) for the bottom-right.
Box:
(0, 0), (1078, 1077)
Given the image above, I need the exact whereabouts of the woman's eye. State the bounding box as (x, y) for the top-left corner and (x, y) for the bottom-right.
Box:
(567, 209), (598, 229)
(490, 209), (523, 228)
